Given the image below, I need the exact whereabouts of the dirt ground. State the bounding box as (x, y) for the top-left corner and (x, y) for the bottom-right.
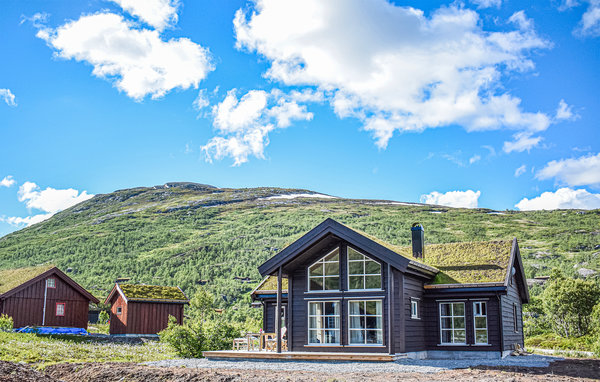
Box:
(1, 359), (599, 381)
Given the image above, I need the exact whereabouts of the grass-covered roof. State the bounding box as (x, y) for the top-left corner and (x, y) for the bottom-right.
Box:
(253, 276), (289, 293)
(0, 264), (55, 295)
(119, 284), (188, 302)
(395, 240), (513, 285)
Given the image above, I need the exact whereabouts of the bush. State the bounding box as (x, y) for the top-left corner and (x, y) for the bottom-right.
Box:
(159, 316), (205, 358)
(0, 314), (13, 331)
(203, 318), (238, 351)
(98, 310), (109, 324)
(542, 272), (600, 337)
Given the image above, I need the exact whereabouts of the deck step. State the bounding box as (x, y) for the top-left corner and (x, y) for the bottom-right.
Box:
(203, 350), (404, 362)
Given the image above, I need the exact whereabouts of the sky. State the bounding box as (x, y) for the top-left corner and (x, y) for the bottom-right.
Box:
(1, 0), (599, 237)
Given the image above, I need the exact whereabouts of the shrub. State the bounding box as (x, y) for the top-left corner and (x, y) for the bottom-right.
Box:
(0, 314), (13, 331)
(98, 310), (110, 324)
(203, 318), (238, 351)
(159, 316), (205, 358)
(542, 272), (600, 338)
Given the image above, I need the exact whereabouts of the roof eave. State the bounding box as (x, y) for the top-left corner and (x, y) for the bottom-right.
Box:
(424, 282), (506, 289)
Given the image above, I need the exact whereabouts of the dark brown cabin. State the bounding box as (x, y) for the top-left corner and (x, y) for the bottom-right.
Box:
(105, 283), (189, 335)
(0, 265), (99, 329)
(255, 218), (529, 359)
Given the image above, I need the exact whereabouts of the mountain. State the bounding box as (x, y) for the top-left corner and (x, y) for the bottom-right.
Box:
(0, 183), (598, 304)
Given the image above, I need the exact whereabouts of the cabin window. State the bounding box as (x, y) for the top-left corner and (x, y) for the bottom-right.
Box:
(308, 301), (340, 344)
(473, 302), (488, 344)
(56, 303), (65, 316)
(116, 307), (122, 315)
(513, 303), (518, 332)
(347, 247), (382, 290)
(46, 278), (56, 288)
(439, 302), (466, 344)
(308, 248), (340, 291)
(348, 300), (383, 345)
(411, 299), (419, 319)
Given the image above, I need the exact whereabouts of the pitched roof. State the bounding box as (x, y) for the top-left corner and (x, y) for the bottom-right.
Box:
(0, 264), (55, 295)
(252, 276), (288, 294)
(0, 265), (99, 303)
(108, 283), (188, 303)
(394, 240), (514, 285)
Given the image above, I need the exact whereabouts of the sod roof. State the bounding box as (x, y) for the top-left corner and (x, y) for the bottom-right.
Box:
(394, 240), (514, 285)
(0, 264), (55, 295)
(253, 276), (289, 293)
(118, 284), (188, 302)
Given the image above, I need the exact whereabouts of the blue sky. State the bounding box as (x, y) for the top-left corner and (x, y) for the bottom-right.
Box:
(1, 0), (599, 236)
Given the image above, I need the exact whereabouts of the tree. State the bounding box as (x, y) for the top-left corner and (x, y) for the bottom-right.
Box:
(189, 287), (216, 321)
(542, 272), (600, 338)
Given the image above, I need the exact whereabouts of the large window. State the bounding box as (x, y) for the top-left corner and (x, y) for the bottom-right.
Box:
(347, 247), (381, 290)
(440, 302), (466, 344)
(308, 248), (340, 291)
(308, 301), (340, 344)
(348, 300), (383, 345)
(473, 302), (488, 344)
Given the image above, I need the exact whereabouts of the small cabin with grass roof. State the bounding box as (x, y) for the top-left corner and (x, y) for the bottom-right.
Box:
(253, 218), (529, 359)
(105, 283), (189, 335)
(0, 265), (99, 329)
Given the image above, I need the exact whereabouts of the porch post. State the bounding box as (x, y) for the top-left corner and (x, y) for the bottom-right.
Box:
(276, 266), (282, 353)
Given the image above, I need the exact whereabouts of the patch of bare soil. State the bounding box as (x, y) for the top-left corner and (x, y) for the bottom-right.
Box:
(0, 361), (56, 382)
(4, 358), (599, 382)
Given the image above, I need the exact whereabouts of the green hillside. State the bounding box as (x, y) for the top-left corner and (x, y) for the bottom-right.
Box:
(0, 182), (598, 305)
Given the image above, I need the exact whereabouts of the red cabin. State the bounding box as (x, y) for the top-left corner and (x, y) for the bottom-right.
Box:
(0, 265), (99, 329)
(105, 283), (188, 335)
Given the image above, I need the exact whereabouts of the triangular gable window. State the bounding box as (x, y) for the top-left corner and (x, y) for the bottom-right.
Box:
(308, 248), (340, 291)
(348, 247), (382, 290)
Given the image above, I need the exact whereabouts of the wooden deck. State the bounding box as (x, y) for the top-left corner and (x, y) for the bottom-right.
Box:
(202, 350), (405, 362)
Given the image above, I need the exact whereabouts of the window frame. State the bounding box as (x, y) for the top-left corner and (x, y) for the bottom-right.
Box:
(346, 246), (382, 291)
(56, 302), (65, 317)
(116, 306), (122, 315)
(439, 302), (467, 345)
(46, 278), (56, 289)
(513, 303), (518, 333)
(347, 299), (384, 346)
(410, 298), (420, 319)
(473, 301), (488, 345)
(307, 248), (340, 292)
(307, 300), (341, 345)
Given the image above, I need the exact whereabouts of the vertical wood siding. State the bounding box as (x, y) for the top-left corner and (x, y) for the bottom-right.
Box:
(109, 294), (128, 334)
(501, 278), (524, 350)
(404, 274), (426, 352)
(1, 274), (90, 328)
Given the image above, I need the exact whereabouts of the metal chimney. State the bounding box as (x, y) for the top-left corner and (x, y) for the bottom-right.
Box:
(411, 223), (424, 259)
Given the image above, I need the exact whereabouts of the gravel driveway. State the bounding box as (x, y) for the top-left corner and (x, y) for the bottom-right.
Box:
(146, 354), (561, 374)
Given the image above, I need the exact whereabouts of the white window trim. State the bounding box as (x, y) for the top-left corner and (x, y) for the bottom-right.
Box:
(275, 305), (286, 329)
(513, 303), (518, 333)
(411, 298), (420, 319)
(307, 300), (341, 345)
(346, 246), (382, 291)
(473, 301), (488, 345)
(347, 299), (384, 346)
(307, 248), (340, 292)
(439, 302), (467, 345)
(116, 306), (122, 315)
(46, 278), (56, 288)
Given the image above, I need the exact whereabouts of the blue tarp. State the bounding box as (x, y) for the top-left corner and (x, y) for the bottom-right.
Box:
(15, 327), (89, 335)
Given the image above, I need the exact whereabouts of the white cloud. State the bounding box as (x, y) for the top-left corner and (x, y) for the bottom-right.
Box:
(0, 89), (17, 107)
(18, 181), (94, 214)
(559, 0), (600, 37)
(193, 89), (210, 111)
(234, 1), (551, 149)
(111, 0), (179, 31)
(536, 153), (600, 186)
(420, 190), (481, 208)
(202, 89), (313, 165)
(0, 176), (16, 188)
(37, 12), (213, 100)
(469, 155), (481, 164)
(471, 0), (503, 9)
(515, 188), (600, 210)
(555, 99), (578, 120)
(514, 164), (527, 177)
(503, 132), (542, 153)
(1, 181), (94, 228)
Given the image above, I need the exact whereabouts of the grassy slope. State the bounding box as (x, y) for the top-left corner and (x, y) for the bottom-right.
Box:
(0, 183), (598, 305)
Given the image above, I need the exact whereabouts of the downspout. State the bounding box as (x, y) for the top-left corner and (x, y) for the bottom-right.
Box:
(42, 279), (48, 326)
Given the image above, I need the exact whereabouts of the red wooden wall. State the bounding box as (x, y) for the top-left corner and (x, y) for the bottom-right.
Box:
(1, 275), (90, 328)
(108, 293), (184, 335)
